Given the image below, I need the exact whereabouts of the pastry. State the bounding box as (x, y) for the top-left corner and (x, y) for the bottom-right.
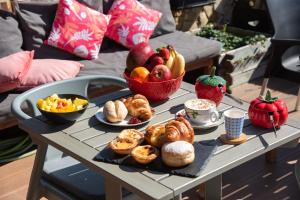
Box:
(118, 129), (144, 144)
(161, 141), (195, 167)
(110, 137), (138, 155)
(145, 124), (166, 148)
(131, 145), (159, 164)
(165, 117), (194, 144)
(103, 100), (128, 123)
(124, 94), (153, 121)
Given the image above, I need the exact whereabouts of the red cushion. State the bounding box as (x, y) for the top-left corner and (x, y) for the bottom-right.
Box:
(0, 51), (34, 93)
(105, 0), (162, 49)
(45, 0), (111, 60)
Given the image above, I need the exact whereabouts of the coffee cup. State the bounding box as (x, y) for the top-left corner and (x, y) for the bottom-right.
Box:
(224, 110), (245, 139)
(184, 99), (219, 125)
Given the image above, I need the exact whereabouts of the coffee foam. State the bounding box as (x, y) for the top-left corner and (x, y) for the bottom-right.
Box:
(185, 99), (214, 110)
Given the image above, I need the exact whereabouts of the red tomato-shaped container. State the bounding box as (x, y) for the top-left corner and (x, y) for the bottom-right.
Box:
(195, 66), (226, 106)
(248, 90), (288, 129)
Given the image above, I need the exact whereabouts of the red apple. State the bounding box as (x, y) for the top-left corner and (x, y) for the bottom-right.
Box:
(126, 42), (155, 72)
(146, 54), (164, 71)
(149, 65), (172, 82)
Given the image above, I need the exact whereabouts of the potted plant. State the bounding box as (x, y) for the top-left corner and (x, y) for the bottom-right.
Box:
(195, 24), (270, 92)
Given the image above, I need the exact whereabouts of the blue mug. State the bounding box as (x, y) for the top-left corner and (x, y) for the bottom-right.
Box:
(224, 110), (245, 139)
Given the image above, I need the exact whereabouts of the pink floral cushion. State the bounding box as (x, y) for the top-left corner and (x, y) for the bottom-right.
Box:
(45, 0), (111, 60)
(19, 59), (83, 90)
(105, 0), (162, 48)
(0, 51), (34, 93)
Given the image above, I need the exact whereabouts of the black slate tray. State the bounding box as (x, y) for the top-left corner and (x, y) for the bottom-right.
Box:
(94, 140), (217, 178)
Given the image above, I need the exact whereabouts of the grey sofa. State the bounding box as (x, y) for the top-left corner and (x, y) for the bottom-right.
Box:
(0, 0), (221, 130)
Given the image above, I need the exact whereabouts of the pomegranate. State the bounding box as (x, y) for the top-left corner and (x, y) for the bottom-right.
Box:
(126, 42), (155, 72)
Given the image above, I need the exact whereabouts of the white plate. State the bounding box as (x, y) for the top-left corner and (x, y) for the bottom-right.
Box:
(95, 107), (153, 127)
(176, 109), (223, 129)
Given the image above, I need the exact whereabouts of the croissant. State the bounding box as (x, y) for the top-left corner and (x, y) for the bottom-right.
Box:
(124, 94), (153, 121)
(145, 124), (166, 148)
(165, 117), (194, 144)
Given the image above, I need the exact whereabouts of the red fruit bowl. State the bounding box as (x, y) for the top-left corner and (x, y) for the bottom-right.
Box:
(124, 72), (184, 102)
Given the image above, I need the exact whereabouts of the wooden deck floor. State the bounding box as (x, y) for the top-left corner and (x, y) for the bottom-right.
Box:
(0, 77), (299, 200)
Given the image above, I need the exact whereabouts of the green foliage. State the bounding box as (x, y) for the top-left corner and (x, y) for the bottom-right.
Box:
(196, 25), (267, 51)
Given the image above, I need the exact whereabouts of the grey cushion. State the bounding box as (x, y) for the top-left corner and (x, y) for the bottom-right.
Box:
(43, 156), (105, 200)
(103, 0), (176, 38)
(78, 31), (221, 77)
(140, 0), (176, 38)
(78, 47), (129, 77)
(15, 2), (58, 51)
(149, 31), (222, 63)
(0, 10), (23, 58)
(16, 1), (103, 54)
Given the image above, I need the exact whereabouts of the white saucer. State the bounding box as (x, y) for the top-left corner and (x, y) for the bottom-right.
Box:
(95, 107), (153, 127)
(176, 109), (223, 129)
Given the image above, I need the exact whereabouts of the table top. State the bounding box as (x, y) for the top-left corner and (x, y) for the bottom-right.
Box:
(20, 82), (300, 200)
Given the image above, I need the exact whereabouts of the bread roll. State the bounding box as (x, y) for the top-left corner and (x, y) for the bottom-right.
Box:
(103, 100), (128, 123)
(161, 141), (195, 167)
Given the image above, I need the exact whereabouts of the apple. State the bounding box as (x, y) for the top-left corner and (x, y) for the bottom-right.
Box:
(126, 42), (155, 72)
(146, 54), (164, 71)
(149, 65), (172, 82)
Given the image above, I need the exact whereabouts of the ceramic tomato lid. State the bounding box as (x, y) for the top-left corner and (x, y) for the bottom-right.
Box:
(196, 66), (226, 87)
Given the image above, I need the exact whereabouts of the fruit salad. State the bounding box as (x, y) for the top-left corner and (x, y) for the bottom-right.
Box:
(37, 94), (88, 112)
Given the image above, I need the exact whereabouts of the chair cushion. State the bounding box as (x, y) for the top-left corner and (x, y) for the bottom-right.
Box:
(45, 0), (111, 60)
(43, 156), (105, 200)
(0, 10), (23, 58)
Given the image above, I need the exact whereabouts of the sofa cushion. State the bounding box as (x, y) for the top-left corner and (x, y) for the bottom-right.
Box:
(45, 0), (111, 60)
(16, 2), (58, 51)
(0, 10), (23, 58)
(140, 0), (176, 38)
(105, 0), (162, 48)
(16, 1), (103, 54)
(78, 48), (128, 77)
(19, 59), (83, 90)
(0, 51), (34, 93)
(149, 31), (222, 66)
(78, 31), (221, 77)
(103, 0), (176, 38)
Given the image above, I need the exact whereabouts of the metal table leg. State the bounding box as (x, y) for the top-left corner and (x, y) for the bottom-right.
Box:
(205, 175), (222, 200)
(105, 177), (122, 200)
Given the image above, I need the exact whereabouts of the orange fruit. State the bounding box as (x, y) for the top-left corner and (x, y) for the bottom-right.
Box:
(130, 67), (150, 82)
